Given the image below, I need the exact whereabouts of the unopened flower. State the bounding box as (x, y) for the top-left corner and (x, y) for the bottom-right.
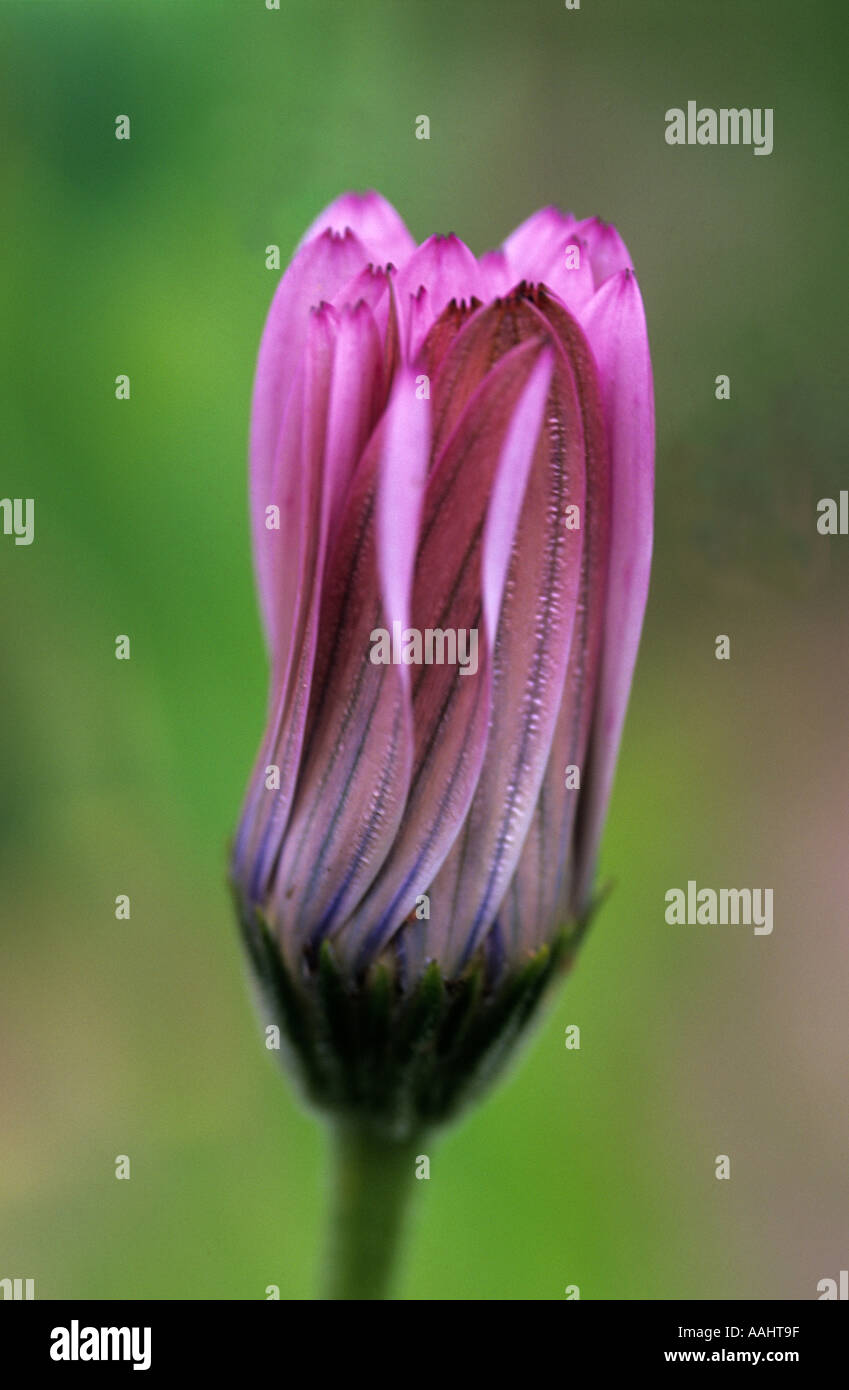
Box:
(232, 192), (653, 1140)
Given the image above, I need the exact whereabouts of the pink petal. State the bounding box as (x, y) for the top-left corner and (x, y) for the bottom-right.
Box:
(502, 206), (576, 278)
(251, 228), (369, 644)
(392, 234), (484, 359)
(296, 190), (417, 269)
(331, 263), (397, 353)
(478, 248), (514, 298)
(266, 372), (430, 962)
(574, 216), (633, 289)
(381, 275), (401, 400)
(323, 300), (384, 546)
(404, 285), (432, 365)
(263, 305), (336, 695)
(535, 234), (595, 315)
(573, 270), (654, 910)
(331, 261), (392, 317)
(498, 292), (612, 954)
(417, 296), (478, 373)
(482, 346), (556, 625)
(426, 294), (557, 463)
(376, 367), (431, 674)
(237, 306), (337, 898)
(334, 340), (554, 972)
(426, 328), (590, 974)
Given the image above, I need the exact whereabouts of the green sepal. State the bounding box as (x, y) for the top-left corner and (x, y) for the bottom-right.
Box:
(234, 890), (598, 1140)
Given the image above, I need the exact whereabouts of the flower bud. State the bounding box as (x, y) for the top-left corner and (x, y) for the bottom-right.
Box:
(232, 193), (654, 1138)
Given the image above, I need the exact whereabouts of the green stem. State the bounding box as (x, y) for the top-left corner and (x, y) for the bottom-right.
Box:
(323, 1121), (424, 1300)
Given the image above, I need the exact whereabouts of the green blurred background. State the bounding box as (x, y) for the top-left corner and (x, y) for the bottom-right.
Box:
(2, 0), (847, 1300)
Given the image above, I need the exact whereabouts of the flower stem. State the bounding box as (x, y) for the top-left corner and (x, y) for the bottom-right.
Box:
(323, 1120), (423, 1300)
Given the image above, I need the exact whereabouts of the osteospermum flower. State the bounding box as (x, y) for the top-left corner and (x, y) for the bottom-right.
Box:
(231, 192), (653, 1206)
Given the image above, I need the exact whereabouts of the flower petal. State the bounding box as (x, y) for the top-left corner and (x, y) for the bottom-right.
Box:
(334, 339), (555, 973)
(392, 234), (484, 359)
(266, 371), (430, 963)
(574, 216), (633, 288)
(331, 261), (392, 316)
(502, 206), (576, 277)
(426, 326), (590, 974)
(478, 248), (514, 298)
(417, 296), (483, 382)
(497, 291), (612, 954)
(296, 190), (417, 269)
(251, 228), (368, 644)
(426, 293), (559, 463)
(323, 301), (384, 547)
(376, 367), (431, 680)
(573, 270), (654, 910)
(236, 305), (337, 898)
(536, 234), (595, 315)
